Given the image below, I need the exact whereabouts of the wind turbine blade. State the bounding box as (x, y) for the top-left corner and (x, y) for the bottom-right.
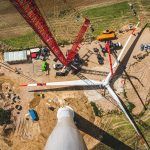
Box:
(106, 85), (150, 149)
(21, 80), (103, 87)
(104, 22), (140, 84)
(106, 85), (141, 135)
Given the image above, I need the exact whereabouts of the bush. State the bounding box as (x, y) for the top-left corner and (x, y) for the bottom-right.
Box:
(125, 101), (135, 112)
(90, 102), (103, 117)
(58, 40), (70, 46)
(107, 109), (122, 115)
(0, 108), (11, 125)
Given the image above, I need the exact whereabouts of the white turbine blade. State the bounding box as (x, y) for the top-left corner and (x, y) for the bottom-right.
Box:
(21, 80), (103, 87)
(106, 85), (141, 136)
(104, 22), (140, 84)
(46, 80), (103, 86)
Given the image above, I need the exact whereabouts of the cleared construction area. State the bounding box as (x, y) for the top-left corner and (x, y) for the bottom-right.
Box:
(0, 0), (150, 150)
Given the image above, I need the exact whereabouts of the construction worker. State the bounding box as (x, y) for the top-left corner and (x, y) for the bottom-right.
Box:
(129, 3), (133, 10)
(99, 43), (106, 57)
(90, 25), (95, 33)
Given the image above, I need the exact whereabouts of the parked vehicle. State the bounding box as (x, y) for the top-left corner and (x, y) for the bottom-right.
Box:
(56, 71), (67, 76)
(97, 54), (104, 65)
(15, 105), (22, 111)
(42, 61), (48, 71)
(93, 48), (99, 53)
(144, 44), (148, 51)
(110, 42), (122, 50)
(28, 109), (39, 121)
(53, 64), (64, 70)
(71, 54), (82, 74)
(113, 42), (122, 48)
(140, 44), (150, 51)
(148, 44), (150, 50)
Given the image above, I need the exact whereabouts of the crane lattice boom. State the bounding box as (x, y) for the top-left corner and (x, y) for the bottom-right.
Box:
(10, 0), (90, 67)
(10, 0), (68, 66)
(66, 18), (90, 64)
(105, 42), (113, 76)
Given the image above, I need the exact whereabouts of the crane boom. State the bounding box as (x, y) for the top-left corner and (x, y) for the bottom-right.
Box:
(66, 18), (90, 64)
(9, 0), (68, 66)
(105, 42), (113, 76)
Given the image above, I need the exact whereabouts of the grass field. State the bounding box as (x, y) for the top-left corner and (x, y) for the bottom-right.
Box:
(93, 109), (150, 150)
(82, 1), (138, 35)
(0, 1), (141, 49)
(1, 32), (41, 49)
(82, 1), (129, 19)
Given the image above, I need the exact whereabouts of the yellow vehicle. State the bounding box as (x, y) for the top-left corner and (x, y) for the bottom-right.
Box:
(97, 30), (116, 41)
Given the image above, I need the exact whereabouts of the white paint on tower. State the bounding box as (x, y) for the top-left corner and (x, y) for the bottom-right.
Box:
(44, 106), (87, 150)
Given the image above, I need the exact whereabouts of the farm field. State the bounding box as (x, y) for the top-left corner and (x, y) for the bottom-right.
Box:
(0, 0), (150, 150)
(0, 0), (138, 49)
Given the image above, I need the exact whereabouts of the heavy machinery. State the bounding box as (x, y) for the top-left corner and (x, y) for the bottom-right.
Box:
(105, 41), (113, 76)
(41, 61), (48, 72)
(9, 1), (149, 149)
(97, 30), (116, 41)
(66, 18), (90, 64)
(140, 43), (150, 51)
(9, 0), (90, 67)
(21, 22), (149, 149)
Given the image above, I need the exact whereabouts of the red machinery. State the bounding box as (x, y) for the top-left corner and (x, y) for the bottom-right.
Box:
(105, 41), (113, 76)
(10, 0), (68, 66)
(66, 18), (90, 64)
(9, 0), (90, 67)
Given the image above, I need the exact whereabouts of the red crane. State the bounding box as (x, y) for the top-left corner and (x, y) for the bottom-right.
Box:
(9, 0), (68, 66)
(105, 41), (113, 76)
(66, 18), (90, 64)
(10, 0), (67, 66)
(9, 0), (90, 67)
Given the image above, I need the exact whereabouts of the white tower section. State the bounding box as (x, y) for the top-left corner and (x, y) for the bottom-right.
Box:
(44, 106), (87, 150)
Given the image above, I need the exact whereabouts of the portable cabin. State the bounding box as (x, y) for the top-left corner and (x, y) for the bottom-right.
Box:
(4, 50), (29, 64)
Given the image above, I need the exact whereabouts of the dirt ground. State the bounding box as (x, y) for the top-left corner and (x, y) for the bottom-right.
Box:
(0, 21), (149, 150)
(0, 0), (150, 148)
